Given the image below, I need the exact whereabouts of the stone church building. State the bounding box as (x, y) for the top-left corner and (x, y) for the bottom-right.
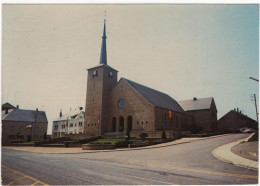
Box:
(84, 20), (192, 139)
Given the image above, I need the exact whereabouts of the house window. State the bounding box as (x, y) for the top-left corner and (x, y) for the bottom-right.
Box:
(142, 121), (144, 124)
(54, 125), (58, 130)
(137, 121), (139, 124)
(70, 123), (73, 127)
(146, 121), (148, 124)
(75, 123), (77, 127)
(79, 122), (83, 127)
(8, 135), (15, 139)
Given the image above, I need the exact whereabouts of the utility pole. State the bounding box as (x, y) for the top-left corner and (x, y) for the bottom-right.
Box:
(254, 94), (258, 124)
(249, 77), (259, 124)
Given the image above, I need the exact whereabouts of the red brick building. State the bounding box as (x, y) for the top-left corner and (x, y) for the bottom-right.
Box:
(178, 97), (218, 133)
(218, 109), (257, 133)
(2, 103), (48, 143)
(84, 20), (192, 139)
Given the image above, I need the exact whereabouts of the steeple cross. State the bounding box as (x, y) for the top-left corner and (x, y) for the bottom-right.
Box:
(104, 10), (106, 21)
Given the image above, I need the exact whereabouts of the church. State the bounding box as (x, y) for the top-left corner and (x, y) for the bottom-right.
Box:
(84, 20), (192, 139)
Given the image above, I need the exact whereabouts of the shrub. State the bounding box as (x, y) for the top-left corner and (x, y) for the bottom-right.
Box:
(248, 132), (258, 142)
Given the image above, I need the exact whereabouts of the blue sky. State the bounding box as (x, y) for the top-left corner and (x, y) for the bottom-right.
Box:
(2, 4), (259, 134)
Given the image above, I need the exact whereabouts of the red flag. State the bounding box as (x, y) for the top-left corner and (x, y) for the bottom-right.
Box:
(169, 111), (172, 119)
(25, 125), (32, 129)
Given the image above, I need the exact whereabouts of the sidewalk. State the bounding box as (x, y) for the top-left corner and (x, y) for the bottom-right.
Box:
(2, 134), (230, 154)
(212, 133), (258, 170)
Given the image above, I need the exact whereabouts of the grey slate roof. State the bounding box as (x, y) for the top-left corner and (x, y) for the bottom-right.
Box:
(123, 78), (185, 113)
(219, 110), (256, 122)
(178, 97), (214, 111)
(53, 110), (85, 122)
(2, 109), (48, 123)
(2, 102), (16, 110)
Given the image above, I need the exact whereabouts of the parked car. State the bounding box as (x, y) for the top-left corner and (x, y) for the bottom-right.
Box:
(239, 127), (256, 133)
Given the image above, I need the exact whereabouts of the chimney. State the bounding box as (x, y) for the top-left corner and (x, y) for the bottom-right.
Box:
(193, 97), (197, 101)
(16, 105), (19, 109)
(60, 109), (62, 117)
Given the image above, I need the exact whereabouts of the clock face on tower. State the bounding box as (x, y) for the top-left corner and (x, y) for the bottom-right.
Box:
(93, 70), (97, 76)
(109, 71), (113, 77)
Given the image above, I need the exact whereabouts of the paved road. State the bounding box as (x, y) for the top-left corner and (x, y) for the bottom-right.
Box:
(2, 133), (258, 185)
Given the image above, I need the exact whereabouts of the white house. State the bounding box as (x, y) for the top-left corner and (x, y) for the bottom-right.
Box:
(52, 108), (85, 138)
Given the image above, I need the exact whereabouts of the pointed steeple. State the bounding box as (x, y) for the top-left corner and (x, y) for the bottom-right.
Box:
(100, 19), (107, 65)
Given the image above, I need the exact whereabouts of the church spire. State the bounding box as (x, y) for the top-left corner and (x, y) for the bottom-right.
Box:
(100, 19), (107, 65)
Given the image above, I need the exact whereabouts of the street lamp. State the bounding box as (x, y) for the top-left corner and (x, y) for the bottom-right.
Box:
(249, 77), (259, 82)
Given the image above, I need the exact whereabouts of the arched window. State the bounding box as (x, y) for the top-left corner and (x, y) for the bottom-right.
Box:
(119, 116), (124, 132)
(127, 116), (133, 131)
(112, 117), (116, 132)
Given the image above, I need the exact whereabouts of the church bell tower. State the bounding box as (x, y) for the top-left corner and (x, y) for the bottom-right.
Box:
(84, 19), (118, 137)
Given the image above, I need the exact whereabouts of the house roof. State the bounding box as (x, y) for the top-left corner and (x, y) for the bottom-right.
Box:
(54, 109), (85, 122)
(87, 63), (118, 72)
(123, 78), (185, 113)
(2, 109), (48, 123)
(178, 97), (214, 111)
(219, 110), (257, 122)
(2, 102), (16, 110)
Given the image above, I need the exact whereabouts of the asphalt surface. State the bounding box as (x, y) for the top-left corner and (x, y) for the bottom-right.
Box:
(2, 133), (258, 185)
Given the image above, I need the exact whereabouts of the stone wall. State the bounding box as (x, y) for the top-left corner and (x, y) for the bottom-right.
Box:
(186, 102), (217, 133)
(84, 65), (118, 137)
(109, 79), (155, 134)
(2, 120), (48, 143)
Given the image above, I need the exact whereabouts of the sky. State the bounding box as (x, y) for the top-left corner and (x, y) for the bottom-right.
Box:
(2, 4), (259, 134)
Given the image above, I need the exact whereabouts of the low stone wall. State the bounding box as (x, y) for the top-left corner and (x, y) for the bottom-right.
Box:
(2, 143), (34, 147)
(128, 141), (149, 148)
(82, 144), (115, 150)
(64, 134), (86, 140)
(129, 130), (190, 139)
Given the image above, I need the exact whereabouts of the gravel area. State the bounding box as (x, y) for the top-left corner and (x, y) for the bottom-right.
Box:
(231, 141), (258, 161)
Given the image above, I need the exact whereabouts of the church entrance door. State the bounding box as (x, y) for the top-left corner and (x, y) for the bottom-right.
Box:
(119, 116), (124, 132)
(112, 117), (116, 132)
(127, 116), (133, 131)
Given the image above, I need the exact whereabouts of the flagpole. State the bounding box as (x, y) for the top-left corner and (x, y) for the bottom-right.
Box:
(30, 124), (33, 141)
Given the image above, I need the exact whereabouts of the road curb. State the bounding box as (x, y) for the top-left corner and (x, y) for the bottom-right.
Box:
(212, 133), (258, 171)
(2, 133), (232, 154)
